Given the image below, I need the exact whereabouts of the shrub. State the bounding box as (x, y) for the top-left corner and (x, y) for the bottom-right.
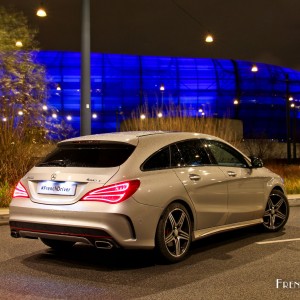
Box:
(121, 105), (243, 144)
(265, 163), (300, 194)
(0, 182), (13, 208)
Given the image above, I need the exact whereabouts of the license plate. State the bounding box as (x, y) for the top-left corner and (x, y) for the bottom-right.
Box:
(37, 181), (77, 196)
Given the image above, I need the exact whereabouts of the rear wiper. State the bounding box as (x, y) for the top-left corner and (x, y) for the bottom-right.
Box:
(38, 159), (68, 167)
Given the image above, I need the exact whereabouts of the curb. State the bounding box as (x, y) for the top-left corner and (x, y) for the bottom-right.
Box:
(0, 208), (9, 226)
(0, 208), (9, 225)
(287, 194), (300, 207)
(1, 195), (300, 226)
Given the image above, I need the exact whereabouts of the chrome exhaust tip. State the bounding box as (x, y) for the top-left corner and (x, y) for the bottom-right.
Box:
(95, 240), (114, 249)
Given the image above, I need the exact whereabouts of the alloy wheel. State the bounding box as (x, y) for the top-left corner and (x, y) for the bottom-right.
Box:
(263, 190), (289, 231)
(156, 203), (192, 262)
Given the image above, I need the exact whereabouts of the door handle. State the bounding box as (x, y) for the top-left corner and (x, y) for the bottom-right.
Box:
(189, 174), (201, 181)
(227, 171), (237, 177)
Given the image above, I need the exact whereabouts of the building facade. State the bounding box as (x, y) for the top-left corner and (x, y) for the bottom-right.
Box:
(36, 51), (300, 141)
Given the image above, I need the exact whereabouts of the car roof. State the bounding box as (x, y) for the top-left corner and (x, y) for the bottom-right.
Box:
(60, 131), (222, 146)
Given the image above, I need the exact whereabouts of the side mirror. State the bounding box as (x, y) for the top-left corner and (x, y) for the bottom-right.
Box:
(250, 156), (263, 168)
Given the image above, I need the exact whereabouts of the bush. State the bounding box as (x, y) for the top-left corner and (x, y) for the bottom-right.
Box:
(0, 137), (55, 207)
(265, 163), (300, 194)
(121, 105), (243, 144)
(0, 182), (13, 208)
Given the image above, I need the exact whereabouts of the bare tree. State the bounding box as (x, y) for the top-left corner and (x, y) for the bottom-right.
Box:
(0, 7), (52, 206)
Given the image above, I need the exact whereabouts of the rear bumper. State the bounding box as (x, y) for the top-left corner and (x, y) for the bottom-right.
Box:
(10, 220), (118, 247)
(9, 197), (163, 249)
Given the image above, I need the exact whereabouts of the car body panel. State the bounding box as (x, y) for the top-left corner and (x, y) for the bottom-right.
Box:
(218, 166), (267, 224)
(10, 196), (164, 249)
(173, 166), (228, 229)
(9, 131), (287, 254)
(22, 166), (119, 205)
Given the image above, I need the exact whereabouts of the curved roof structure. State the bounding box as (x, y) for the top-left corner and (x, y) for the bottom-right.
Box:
(36, 51), (300, 141)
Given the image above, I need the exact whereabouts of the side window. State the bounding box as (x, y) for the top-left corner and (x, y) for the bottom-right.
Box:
(205, 140), (248, 168)
(174, 140), (211, 167)
(142, 139), (213, 171)
(142, 146), (170, 171)
(170, 144), (185, 167)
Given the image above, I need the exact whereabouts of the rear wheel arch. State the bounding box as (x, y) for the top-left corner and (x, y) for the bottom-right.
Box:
(161, 199), (195, 230)
(271, 186), (284, 194)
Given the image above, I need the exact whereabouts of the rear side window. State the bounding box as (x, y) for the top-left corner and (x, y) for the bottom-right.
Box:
(142, 139), (211, 171)
(37, 142), (135, 168)
(142, 146), (170, 170)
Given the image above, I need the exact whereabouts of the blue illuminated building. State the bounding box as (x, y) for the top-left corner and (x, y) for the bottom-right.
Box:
(36, 51), (300, 140)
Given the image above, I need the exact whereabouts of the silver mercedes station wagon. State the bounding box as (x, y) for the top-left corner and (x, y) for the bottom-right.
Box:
(9, 131), (289, 262)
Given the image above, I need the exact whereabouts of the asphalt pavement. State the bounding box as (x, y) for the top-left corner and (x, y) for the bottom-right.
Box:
(1, 195), (299, 226)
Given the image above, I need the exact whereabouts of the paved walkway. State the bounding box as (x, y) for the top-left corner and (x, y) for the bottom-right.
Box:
(1, 195), (299, 226)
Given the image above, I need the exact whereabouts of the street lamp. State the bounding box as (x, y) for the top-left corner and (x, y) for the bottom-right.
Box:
(36, 2), (47, 17)
(81, 0), (91, 136)
(251, 64), (258, 72)
(291, 103), (297, 161)
(159, 84), (165, 108)
(35, 0), (91, 136)
(233, 99), (239, 119)
(15, 41), (23, 47)
(205, 33), (214, 43)
(285, 74), (291, 163)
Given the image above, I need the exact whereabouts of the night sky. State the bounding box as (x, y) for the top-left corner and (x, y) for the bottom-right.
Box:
(2, 0), (300, 70)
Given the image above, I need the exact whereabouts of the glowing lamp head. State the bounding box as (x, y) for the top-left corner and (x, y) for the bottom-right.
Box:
(36, 8), (47, 17)
(251, 65), (258, 72)
(15, 41), (23, 47)
(205, 34), (214, 43)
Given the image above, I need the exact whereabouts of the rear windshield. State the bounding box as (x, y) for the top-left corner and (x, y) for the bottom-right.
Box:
(37, 142), (135, 168)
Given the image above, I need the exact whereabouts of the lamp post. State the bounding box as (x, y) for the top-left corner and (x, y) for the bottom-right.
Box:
(285, 74), (291, 163)
(232, 60), (241, 119)
(160, 84), (165, 109)
(291, 102), (297, 162)
(233, 99), (239, 119)
(80, 0), (91, 136)
(36, 1), (91, 136)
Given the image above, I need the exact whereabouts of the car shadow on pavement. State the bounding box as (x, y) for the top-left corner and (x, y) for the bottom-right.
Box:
(21, 224), (287, 271)
(46, 245), (157, 269)
(189, 225), (286, 260)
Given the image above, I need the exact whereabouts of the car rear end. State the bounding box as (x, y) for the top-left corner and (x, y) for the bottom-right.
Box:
(9, 136), (162, 250)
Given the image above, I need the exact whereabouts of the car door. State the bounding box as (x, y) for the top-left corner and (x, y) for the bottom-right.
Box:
(204, 140), (266, 224)
(171, 140), (228, 230)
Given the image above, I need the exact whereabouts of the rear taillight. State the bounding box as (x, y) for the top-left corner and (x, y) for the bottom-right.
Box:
(81, 180), (140, 204)
(13, 182), (29, 198)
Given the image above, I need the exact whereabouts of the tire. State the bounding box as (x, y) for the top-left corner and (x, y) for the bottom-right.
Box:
(262, 190), (289, 232)
(40, 238), (75, 251)
(156, 202), (192, 263)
